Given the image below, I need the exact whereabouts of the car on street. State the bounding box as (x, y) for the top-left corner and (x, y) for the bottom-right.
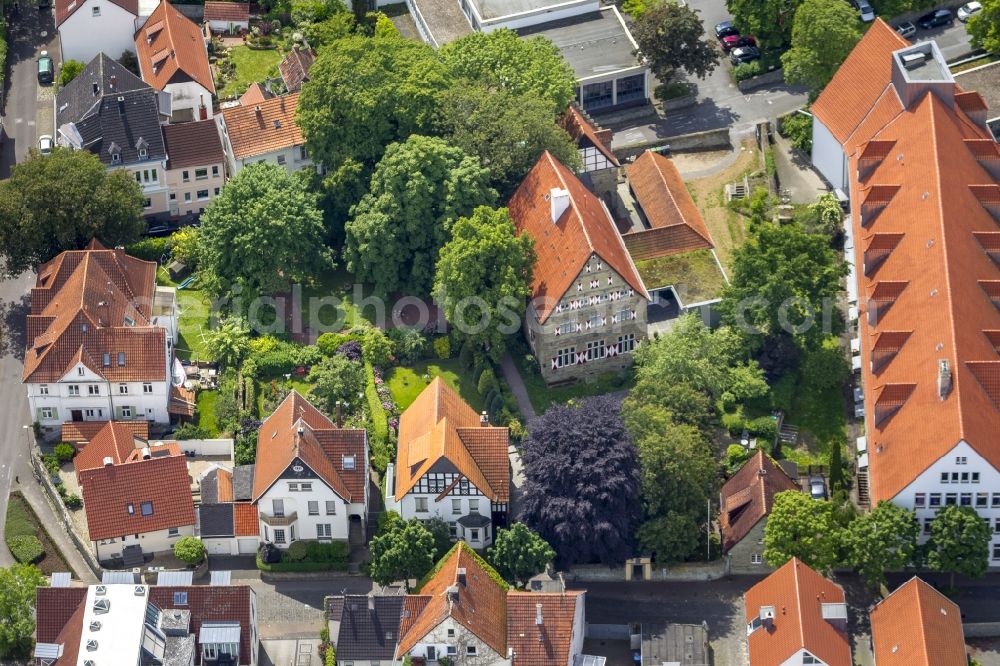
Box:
(809, 475), (827, 500)
(721, 34), (757, 52)
(918, 8), (953, 28)
(855, 0), (876, 21)
(730, 46), (761, 65)
(37, 135), (54, 155)
(37, 51), (54, 84)
(145, 222), (177, 237)
(715, 20), (740, 40)
(958, 1), (982, 20)
(853, 386), (864, 403)
(896, 20), (917, 38)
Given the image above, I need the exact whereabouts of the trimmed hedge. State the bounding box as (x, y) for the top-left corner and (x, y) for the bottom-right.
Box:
(256, 540), (350, 572)
(8, 535), (44, 564)
(125, 236), (171, 262)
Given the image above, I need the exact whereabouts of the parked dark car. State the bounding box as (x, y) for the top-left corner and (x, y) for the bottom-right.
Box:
(730, 46), (761, 65)
(37, 52), (54, 84)
(145, 221), (177, 237)
(918, 8), (953, 28)
(715, 20), (740, 39)
(722, 34), (757, 52)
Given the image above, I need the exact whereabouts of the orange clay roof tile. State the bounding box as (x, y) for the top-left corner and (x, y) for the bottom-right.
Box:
(135, 1), (214, 95)
(221, 93), (304, 160)
(870, 577), (967, 666)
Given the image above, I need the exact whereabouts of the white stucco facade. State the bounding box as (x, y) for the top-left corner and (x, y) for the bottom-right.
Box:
(407, 616), (509, 665)
(166, 160), (225, 217)
(810, 115), (847, 192)
(164, 80), (215, 122)
(58, 0), (138, 64)
(94, 523), (195, 560)
(257, 469), (367, 548)
(779, 648), (832, 666)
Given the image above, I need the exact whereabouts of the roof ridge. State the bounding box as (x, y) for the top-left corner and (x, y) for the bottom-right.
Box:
(792, 559), (807, 654)
(650, 152), (712, 243)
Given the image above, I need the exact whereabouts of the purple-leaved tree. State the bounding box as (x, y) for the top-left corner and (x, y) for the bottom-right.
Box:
(518, 395), (642, 566)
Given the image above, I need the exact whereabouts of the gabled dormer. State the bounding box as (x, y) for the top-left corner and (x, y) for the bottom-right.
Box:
(863, 232), (904, 275)
(964, 138), (1000, 180)
(857, 140), (896, 183)
(867, 281), (909, 326)
(973, 231), (1000, 268)
(859, 185), (901, 228)
(970, 184), (1000, 225)
(870, 330), (912, 374)
(873, 383), (917, 427)
(979, 280), (1000, 311)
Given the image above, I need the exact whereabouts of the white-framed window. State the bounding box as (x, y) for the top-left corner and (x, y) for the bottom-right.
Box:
(415, 497), (429, 513)
(141, 501), (154, 516)
(586, 340), (606, 361)
(961, 493), (973, 506)
(182, 170), (190, 183)
(977, 493), (989, 508)
(288, 483), (298, 491)
(342, 455), (355, 470)
(274, 529), (286, 544)
(184, 192), (191, 203)
(914, 493), (926, 507)
(956, 456), (968, 464)
(972, 472), (981, 483)
(195, 168), (208, 180)
(121, 406), (132, 418)
(945, 493), (958, 505)
(614, 308), (632, 323)
(587, 315), (603, 329)
(317, 524), (332, 538)
(941, 472), (949, 483)
(168, 527), (180, 537)
(41, 407), (55, 420)
(802, 653), (821, 665)
(468, 528), (480, 541)
(466, 646), (478, 656)
(68, 385), (80, 396)
(325, 501), (336, 515)
(143, 383), (153, 394)
(929, 493), (942, 506)
(962, 472), (970, 483)
(555, 347), (576, 368)
(301, 482), (312, 491)
(91, 5), (100, 15)
(138, 147), (148, 160)
(85, 409), (96, 418)
(212, 166), (220, 177)
(39, 385), (49, 395)
(924, 518), (933, 534)
(751, 553), (762, 564)
(469, 499), (480, 515)
(952, 472), (960, 483)
(308, 501), (319, 516)
(993, 544), (1000, 560)
(272, 499), (285, 517)
(556, 321), (576, 336)
(119, 384), (128, 394)
(197, 189), (209, 201)
(452, 499), (462, 515)
(447, 628), (456, 638)
(277, 154), (287, 166)
(86, 384), (98, 396)
(618, 334), (637, 353)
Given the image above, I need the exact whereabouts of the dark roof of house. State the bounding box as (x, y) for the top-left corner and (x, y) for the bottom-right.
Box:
(279, 46), (316, 93)
(198, 503), (235, 537)
(641, 623), (709, 666)
(56, 54), (166, 167)
(329, 595), (406, 661)
(719, 449), (799, 552)
(163, 120), (224, 170)
(233, 464), (255, 501)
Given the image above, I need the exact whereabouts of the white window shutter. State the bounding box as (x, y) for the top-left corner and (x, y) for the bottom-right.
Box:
(551, 358), (559, 370)
(576, 322), (583, 332)
(631, 310), (636, 320)
(602, 317), (607, 326)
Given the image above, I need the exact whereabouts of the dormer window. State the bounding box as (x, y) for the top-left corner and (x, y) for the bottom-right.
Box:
(102, 353), (111, 366)
(124, 316), (135, 326)
(91, 5), (100, 15)
(118, 352), (126, 366)
(342, 455), (356, 470)
(110, 151), (121, 165)
(140, 501), (153, 516)
(78, 367), (85, 376)
(139, 147), (147, 159)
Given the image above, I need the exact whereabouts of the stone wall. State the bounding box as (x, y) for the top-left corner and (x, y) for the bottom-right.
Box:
(725, 520), (776, 575)
(963, 622), (1000, 638)
(736, 68), (786, 94)
(566, 559), (726, 582)
(616, 128), (731, 160)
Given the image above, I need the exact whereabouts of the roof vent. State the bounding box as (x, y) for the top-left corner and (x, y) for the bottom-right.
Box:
(938, 359), (952, 400)
(254, 105), (262, 114)
(93, 598), (110, 614)
(102, 456), (114, 467)
(447, 585), (460, 603)
(141, 447), (151, 460)
(480, 410), (489, 426)
(92, 82), (100, 96)
(90, 620), (102, 631)
(902, 51), (927, 69)
(86, 639), (98, 651)
(457, 568), (467, 586)
(117, 96), (125, 116)
(297, 426), (305, 435)
(368, 596), (375, 611)
(84, 661), (96, 666)
(134, 585), (145, 596)
(95, 585), (107, 596)
(940, 607), (948, 616)
(273, 119), (281, 129)
(549, 187), (570, 224)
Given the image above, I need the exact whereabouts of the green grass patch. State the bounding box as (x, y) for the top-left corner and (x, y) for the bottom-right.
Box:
(5, 491), (70, 574)
(386, 359), (485, 412)
(511, 351), (634, 414)
(297, 266), (382, 332)
(636, 249), (727, 304)
(175, 287), (214, 362)
(216, 46), (283, 98)
(950, 53), (1000, 74)
(195, 390), (220, 436)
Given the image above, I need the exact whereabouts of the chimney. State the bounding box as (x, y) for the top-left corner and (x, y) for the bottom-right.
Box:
(535, 603), (543, 626)
(457, 567), (467, 586)
(480, 411), (488, 427)
(199, 95), (207, 121)
(447, 585), (459, 603)
(254, 105), (262, 116)
(92, 82), (100, 96)
(117, 96), (125, 116)
(336, 400), (343, 428)
(141, 447), (151, 460)
(103, 456), (114, 467)
(297, 426), (305, 436)
(549, 188), (570, 223)
(367, 596), (375, 612)
(938, 359), (952, 400)
(110, 74), (117, 90)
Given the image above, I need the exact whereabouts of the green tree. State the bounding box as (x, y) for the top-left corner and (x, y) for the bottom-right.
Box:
(361, 327), (395, 367)
(59, 59), (85, 87)
(781, 0), (862, 91)
(369, 518), (437, 590)
(719, 223), (847, 349)
(927, 505), (992, 587)
(346, 136), (496, 296)
(205, 316), (251, 368)
(199, 163), (332, 304)
(0, 564), (47, 659)
(433, 207), (535, 362)
(440, 29), (576, 115)
(802, 193), (842, 238)
(844, 501), (918, 590)
(637, 512), (702, 564)
(801, 336), (849, 392)
(0, 149), (145, 277)
(169, 226), (202, 269)
(436, 84), (580, 196)
(763, 490), (842, 573)
(487, 522), (556, 586)
(968, 0), (1000, 54)
(781, 112), (813, 153)
(302, 12), (356, 47)
(308, 355), (365, 412)
(727, 0), (804, 48)
(425, 518), (454, 563)
(631, 1), (720, 81)
(297, 35), (450, 169)
(173, 536), (207, 565)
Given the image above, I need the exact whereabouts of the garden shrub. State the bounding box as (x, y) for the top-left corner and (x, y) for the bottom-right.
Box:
(387, 327), (427, 365)
(746, 415), (778, 443)
(285, 539), (309, 562)
(174, 536), (206, 564)
(477, 367), (499, 396)
(54, 442), (76, 462)
(721, 411), (744, 434)
(336, 340), (363, 361)
(317, 332), (362, 356)
(41, 454), (60, 475)
(733, 61), (762, 82)
(654, 81), (691, 101)
(458, 340), (475, 369)
(433, 335), (451, 359)
(780, 111), (813, 153)
(174, 423), (210, 440)
(257, 540), (349, 571)
(125, 236), (171, 262)
(63, 493), (83, 509)
(7, 535), (44, 564)
(362, 328), (394, 367)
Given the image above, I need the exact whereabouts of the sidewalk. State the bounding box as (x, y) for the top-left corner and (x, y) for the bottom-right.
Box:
(19, 477), (98, 583)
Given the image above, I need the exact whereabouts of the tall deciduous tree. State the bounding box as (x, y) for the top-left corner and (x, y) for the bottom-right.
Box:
(297, 35), (450, 169)
(0, 149), (144, 277)
(968, 0), (1000, 53)
(199, 163), (332, 304)
(345, 136), (496, 296)
(368, 515), (437, 590)
(928, 505), (992, 587)
(307, 354), (365, 412)
(0, 564), (47, 659)
(436, 84), (581, 196)
(519, 396), (642, 566)
(763, 490), (842, 573)
(487, 522), (556, 586)
(726, 0), (805, 48)
(781, 0), (862, 91)
(440, 30), (577, 116)
(844, 501), (918, 590)
(433, 206), (534, 362)
(631, 1), (720, 81)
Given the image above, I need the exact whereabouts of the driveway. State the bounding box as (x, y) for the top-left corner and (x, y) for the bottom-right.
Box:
(1, 2), (60, 177)
(909, 17), (973, 61)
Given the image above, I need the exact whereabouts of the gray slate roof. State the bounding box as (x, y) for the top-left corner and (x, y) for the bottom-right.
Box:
(328, 595), (405, 661)
(201, 468), (220, 504)
(233, 465), (255, 501)
(55, 52), (167, 167)
(198, 503), (235, 537)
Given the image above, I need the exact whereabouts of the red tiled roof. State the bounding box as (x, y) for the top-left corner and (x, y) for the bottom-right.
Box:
(221, 93), (304, 160)
(745, 558), (852, 666)
(163, 120), (225, 170)
(35, 587), (87, 643)
(559, 104), (619, 167)
(217, 467), (234, 502)
(279, 46), (316, 93)
(73, 421), (145, 476)
(397, 544), (508, 659)
(623, 151), (714, 261)
(168, 384), (197, 417)
(253, 391), (367, 502)
(394, 378), (510, 502)
(135, 0), (215, 95)
(870, 577), (967, 666)
(24, 243), (167, 384)
(239, 81), (274, 106)
(812, 19), (909, 143)
(719, 450), (799, 552)
(203, 0), (249, 22)
(61, 420), (149, 444)
(56, 0), (136, 26)
(507, 591), (584, 666)
(234, 502), (259, 536)
(79, 448), (195, 541)
(508, 151), (650, 323)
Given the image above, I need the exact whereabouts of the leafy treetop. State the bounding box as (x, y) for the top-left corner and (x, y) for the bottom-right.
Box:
(631, 2), (720, 81)
(781, 0), (862, 92)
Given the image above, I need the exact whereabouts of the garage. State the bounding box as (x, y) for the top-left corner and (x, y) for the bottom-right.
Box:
(238, 538), (259, 554)
(204, 538), (235, 555)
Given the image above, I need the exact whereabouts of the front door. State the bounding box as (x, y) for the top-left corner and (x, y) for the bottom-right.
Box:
(427, 646), (437, 661)
(71, 410), (83, 422)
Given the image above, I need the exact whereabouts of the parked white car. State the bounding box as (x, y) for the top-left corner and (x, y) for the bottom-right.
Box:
(37, 135), (53, 155)
(958, 1), (982, 21)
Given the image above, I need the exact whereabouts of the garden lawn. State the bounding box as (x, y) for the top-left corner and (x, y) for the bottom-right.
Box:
(5, 492), (70, 574)
(216, 46), (283, 98)
(176, 287), (214, 362)
(512, 351), (634, 414)
(386, 359), (485, 412)
(297, 266), (381, 333)
(195, 390), (220, 436)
